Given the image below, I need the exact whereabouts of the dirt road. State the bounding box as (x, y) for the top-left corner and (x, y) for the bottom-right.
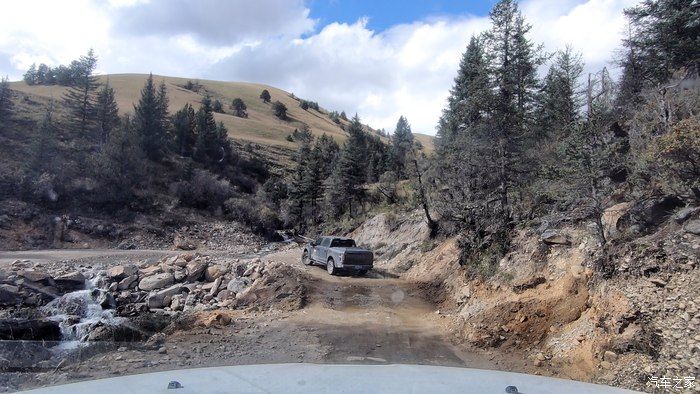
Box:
(0, 246), (509, 391)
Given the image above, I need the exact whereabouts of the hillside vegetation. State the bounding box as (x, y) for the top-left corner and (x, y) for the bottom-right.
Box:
(9, 74), (434, 154)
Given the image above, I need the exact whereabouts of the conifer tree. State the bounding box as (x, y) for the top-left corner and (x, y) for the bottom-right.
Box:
(273, 101), (288, 120)
(29, 102), (56, 176)
(193, 96), (230, 165)
(436, 35), (491, 149)
(95, 82), (120, 145)
(231, 98), (247, 117)
(260, 89), (271, 103)
(304, 142), (326, 216)
(287, 134), (312, 227)
(316, 133), (340, 179)
(390, 116), (414, 178)
(212, 99), (224, 113)
(23, 64), (38, 85)
(0, 76), (13, 126)
(484, 0), (543, 219)
(62, 49), (99, 135)
(326, 115), (367, 217)
(173, 103), (197, 157)
(537, 46), (584, 138)
(93, 115), (146, 203)
(134, 74), (169, 160)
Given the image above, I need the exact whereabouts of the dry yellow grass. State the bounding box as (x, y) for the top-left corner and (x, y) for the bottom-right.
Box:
(10, 74), (434, 152)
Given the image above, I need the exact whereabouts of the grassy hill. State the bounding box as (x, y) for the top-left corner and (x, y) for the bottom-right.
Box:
(9, 74), (434, 155)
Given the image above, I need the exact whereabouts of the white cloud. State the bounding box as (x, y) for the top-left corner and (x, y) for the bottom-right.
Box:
(0, 0), (636, 135)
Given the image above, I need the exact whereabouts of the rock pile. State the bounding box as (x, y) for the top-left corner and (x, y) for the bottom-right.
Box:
(0, 253), (306, 346)
(0, 260), (87, 308)
(101, 254), (305, 314)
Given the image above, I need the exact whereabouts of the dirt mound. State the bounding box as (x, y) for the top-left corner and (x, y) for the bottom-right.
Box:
(233, 262), (307, 311)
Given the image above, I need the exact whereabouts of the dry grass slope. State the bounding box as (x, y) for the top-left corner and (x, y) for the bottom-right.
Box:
(10, 74), (434, 152)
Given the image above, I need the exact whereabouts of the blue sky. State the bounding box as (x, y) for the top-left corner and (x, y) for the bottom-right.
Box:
(308, 0), (499, 32)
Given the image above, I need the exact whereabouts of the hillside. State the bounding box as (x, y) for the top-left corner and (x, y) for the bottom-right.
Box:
(9, 74), (434, 156)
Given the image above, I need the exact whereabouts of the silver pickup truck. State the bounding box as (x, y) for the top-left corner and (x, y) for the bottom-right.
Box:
(301, 236), (373, 276)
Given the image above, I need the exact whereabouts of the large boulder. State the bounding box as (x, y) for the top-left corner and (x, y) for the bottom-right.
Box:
(87, 323), (144, 342)
(54, 271), (86, 292)
(602, 202), (633, 240)
(140, 265), (162, 276)
(186, 260), (208, 282)
(139, 273), (175, 291)
(107, 265), (137, 281)
(622, 195), (685, 233)
(673, 206), (699, 223)
(0, 318), (61, 340)
(117, 274), (139, 290)
(541, 229), (571, 246)
(205, 265), (227, 282)
(0, 284), (22, 306)
(0, 341), (53, 371)
(18, 270), (53, 285)
(147, 284), (188, 309)
(684, 220), (700, 235)
(226, 277), (250, 293)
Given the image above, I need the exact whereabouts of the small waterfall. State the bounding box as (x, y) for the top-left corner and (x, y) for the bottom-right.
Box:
(41, 288), (124, 344)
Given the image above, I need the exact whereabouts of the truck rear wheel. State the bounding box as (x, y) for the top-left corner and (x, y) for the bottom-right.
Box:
(326, 258), (336, 275)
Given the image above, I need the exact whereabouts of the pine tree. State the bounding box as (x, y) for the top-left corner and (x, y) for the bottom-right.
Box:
(390, 116), (414, 178)
(212, 99), (224, 113)
(231, 98), (247, 117)
(626, 0), (699, 80)
(537, 46), (584, 139)
(0, 76), (13, 126)
(366, 134), (388, 183)
(436, 35), (491, 149)
(273, 101), (288, 120)
(24, 64), (37, 85)
(326, 115), (367, 217)
(304, 142), (326, 218)
(95, 83), (120, 145)
(287, 135), (313, 227)
(316, 133), (340, 178)
(173, 103), (197, 157)
(134, 74), (169, 160)
(484, 0), (543, 219)
(29, 102), (56, 176)
(193, 96), (230, 165)
(62, 49), (99, 136)
(93, 115), (147, 203)
(260, 89), (271, 103)
(157, 80), (170, 128)
(560, 71), (618, 245)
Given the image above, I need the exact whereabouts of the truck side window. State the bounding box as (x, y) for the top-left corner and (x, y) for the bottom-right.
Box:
(321, 238), (331, 247)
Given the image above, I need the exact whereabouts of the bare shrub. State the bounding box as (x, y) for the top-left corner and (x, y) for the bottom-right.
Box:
(171, 169), (234, 209)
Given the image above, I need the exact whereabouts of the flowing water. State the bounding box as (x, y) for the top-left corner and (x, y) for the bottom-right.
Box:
(40, 276), (124, 349)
